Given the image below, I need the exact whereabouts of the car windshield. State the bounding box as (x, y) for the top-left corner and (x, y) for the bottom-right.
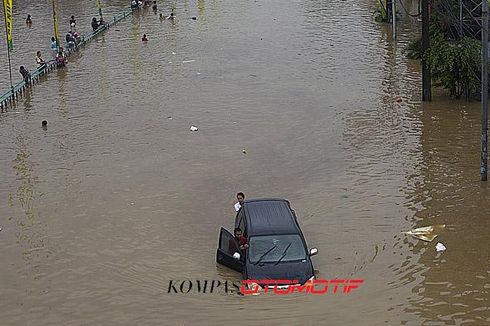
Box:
(248, 234), (306, 263)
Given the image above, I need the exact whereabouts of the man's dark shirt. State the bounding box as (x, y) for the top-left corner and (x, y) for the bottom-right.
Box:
(20, 69), (30, 82)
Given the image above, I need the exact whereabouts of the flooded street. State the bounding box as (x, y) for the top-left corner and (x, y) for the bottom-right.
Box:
(1, 0), (489, 324)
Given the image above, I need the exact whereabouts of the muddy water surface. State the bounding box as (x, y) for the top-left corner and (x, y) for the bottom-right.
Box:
(0, 0), (489, 325)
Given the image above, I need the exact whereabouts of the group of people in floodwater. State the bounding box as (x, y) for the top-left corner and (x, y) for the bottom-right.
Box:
(132, 0), (175, 43)
(18, 1), (178, 85)
(131, 0), (158, 11)
(18, 11), (107, 84)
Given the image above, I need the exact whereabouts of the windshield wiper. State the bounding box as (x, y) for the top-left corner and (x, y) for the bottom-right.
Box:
(274, 243), (292, 265)
(254, 245), (277, 265)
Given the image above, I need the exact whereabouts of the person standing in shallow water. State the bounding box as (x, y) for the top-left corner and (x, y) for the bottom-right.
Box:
(19, 66), (31, 84)
(69, 15), (76, 32)
(36, 51), (46, 70)
(91, 17), (99, 31)
(26, 15), (32, 25)
(66, 33), (76, 49)
(234, 192), (245, 212)
(142, 34), (148, 41)
(56, 47), (66, 68)
(50, 37), (58, 57)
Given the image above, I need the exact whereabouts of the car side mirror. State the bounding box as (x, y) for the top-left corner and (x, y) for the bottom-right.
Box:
(233, 252), (241, 260)
(309, 248), (318, 256)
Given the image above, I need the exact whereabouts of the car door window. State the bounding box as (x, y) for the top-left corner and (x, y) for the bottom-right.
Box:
(220, 228), (240, 255)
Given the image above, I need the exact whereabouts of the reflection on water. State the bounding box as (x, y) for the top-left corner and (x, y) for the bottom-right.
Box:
(1, 0), (490, 325)
(10, 132), (51, 288)
(405, 101), (490, 323)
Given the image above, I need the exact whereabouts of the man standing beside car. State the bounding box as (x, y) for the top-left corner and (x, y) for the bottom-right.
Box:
(234, 192), (245, 212)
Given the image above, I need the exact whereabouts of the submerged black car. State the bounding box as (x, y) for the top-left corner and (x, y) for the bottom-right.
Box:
(216, 198), (318, 286)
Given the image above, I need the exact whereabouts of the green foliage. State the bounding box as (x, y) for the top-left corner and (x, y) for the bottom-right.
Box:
(406, 38), (422, 60)
(410, 13), (482, 99)
(376, 0), (388, 22)
(424, 31), (481, 99)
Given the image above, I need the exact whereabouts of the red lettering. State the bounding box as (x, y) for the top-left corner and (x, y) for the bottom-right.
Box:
(240, 280), (260, 295)
(239, 279), (362, 295)
(259, 279), (293, 293)
(310, 279), (329, 294)
(343, 279), (364, 294)
(273, 284), (292, 295)
(290, 281), (313, 294)
(329, 279), (346, 294)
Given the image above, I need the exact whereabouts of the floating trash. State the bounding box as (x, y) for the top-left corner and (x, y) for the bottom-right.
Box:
(190, 126), (198, 132)
(404, 224), (445, 242)
(435, 242), (446, 252)
(172, 52), (176, 55)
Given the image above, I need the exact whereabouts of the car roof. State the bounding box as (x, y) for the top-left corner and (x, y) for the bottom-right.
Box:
(243, 198), (299, 236)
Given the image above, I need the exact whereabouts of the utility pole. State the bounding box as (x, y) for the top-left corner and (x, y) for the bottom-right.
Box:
(459, 0), (463, 39)
(392, 0), (396, 39)
(387, 0), (393, 23)
(422, 0), (432, 101)
(481, 0), (489, 181)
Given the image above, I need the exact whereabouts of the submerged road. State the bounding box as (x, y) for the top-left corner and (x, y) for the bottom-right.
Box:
(0, 0), (489, 324)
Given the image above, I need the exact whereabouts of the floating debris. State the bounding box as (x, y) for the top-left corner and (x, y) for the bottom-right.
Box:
(190, 126), (198, 132)
(404, 224), (445, 242)
(182, 60), (195, 63)
(435, 242), (446, 252)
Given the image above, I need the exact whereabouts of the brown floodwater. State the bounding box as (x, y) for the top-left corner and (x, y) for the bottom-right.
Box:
(1, 0), (489, 325)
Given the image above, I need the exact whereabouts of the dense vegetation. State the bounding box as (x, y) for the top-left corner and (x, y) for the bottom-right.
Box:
(406, 1), (482, 99)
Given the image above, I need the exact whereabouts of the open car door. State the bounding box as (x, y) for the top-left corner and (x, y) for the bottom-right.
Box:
(216, 227), (244, 273)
